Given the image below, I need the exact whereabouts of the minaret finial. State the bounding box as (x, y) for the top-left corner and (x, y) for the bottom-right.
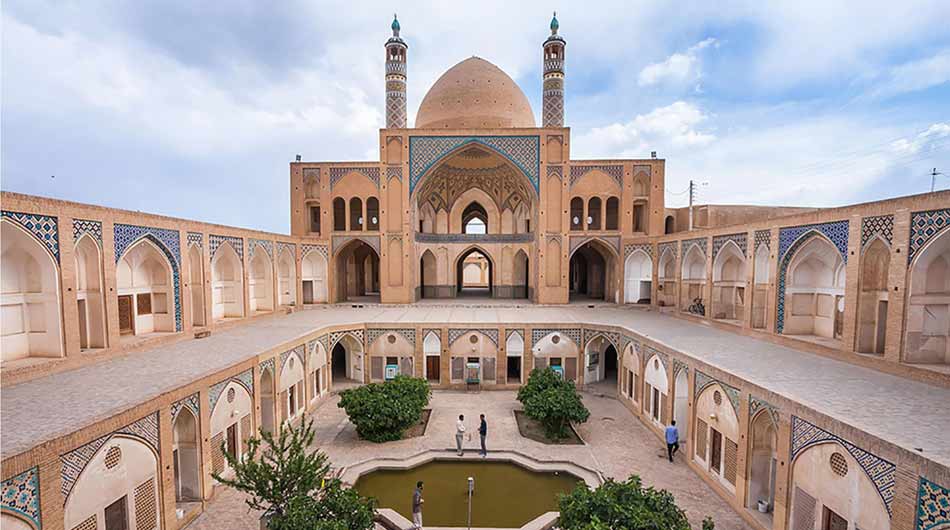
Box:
(550, 11), (559, 34)
(391, 13), (400, 36)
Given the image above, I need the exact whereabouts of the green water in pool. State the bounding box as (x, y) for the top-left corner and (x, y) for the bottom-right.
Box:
(353, 460), (581, 527)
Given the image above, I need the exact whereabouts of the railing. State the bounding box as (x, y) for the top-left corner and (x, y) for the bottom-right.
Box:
(414, 233), (535, 244)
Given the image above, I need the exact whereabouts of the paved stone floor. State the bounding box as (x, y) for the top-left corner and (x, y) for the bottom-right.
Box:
(4, 304), (949, 467)
(187, 390), (753, 530)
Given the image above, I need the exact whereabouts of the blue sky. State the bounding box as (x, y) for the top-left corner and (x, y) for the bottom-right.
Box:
(3, 0), (949, 233)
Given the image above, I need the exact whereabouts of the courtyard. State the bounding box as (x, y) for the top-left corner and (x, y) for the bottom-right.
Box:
(189, 389), (752, 530)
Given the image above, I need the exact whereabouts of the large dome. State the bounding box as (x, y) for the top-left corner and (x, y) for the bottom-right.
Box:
(415, 57), (536, 129)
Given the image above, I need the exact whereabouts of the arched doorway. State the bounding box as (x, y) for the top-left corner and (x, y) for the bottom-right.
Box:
(751, 245), (770, 329)
(462, 202), (488, 234)
(673, 368), (689, 441)
(624, 249), (652, 304)
(644, 355), (668, 426)
(712, 241), (746, 322)
(188, 245), (205, 327)
(334, 240), (379, 303)
(277, 247), (296, 306)
(570, 240), (617, 302)
(747, 411), (777, 518)
(116, 238), (175, 337)
(694, 383), (740, 491)
(857, 238), (889, 354)
(424, 331), (442, 382)
(681, 244), (707, 314)
(583, 335), (617, 386)
(904, 229), (950, 364)
(173, 407), (201, 503)
(665, 215), (675, 234)
(782, 235), (845, 341)
(419, 249), (437, 299)
(456, 247), (493, 298)
(248, 247), (274, 314)
(302, 249), (328, 304)
(658, 247), (677, 308)
(332, 334), (364, 383)
(260, 368), (275, 435)
(211, 242), (244, 321)
(1, 220), (64, 361)
(513, 249), (530, 299)
(74, 235), (106, 349)
(210, 381), (253, 480)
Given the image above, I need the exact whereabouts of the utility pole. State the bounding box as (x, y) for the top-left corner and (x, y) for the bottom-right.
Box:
(931, 168), (944, 192)
(688, 180), (696, 231)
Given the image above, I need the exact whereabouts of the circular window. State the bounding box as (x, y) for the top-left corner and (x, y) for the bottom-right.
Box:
(227, 387), (236, 403)
(654, 359), (659, 370)
(469, 334), (479, 344)
(552, 334), (561, 345)
(388, 334), (397, 344)
(713, 390), (722, 406)
(830, 452), (848, 476)
(104, 446), (122, 469)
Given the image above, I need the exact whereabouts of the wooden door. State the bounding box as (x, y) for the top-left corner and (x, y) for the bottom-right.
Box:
(823, 508), (848, 530)
(711, 429), (723, 473)
(118, 295), (134, 335)
(226, 423), (238, 460)
(104, 496), (128, 530)
(426, 356), (440, 382)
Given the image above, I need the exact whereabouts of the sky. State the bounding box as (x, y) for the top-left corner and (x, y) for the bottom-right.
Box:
(3, 0), (949, 234)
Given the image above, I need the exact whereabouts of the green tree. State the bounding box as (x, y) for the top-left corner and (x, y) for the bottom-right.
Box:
(519, 368), (590, 439)
(557, 476), (714, 530)
(213, 418), (375, 529)
(337, 375), (431, 442)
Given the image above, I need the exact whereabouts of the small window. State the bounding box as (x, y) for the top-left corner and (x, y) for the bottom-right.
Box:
(333, 198), (346, 231)
(136, 293), (152, 315)
(605, 197), (619, 230)
(570, 198), (583, 231)
(386, 356), (398, 365)
(309, 205), (321, 233)
(366, 197), (380, 231)
(633, 204), (645, 232)
(349, 197), (363, 231)
(104, 495), (129, 530)
(588, 197), (602, 230)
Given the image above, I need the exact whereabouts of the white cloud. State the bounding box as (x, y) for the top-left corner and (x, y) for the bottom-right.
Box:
(638, 38), (718, 87)
(891, 123), (950, 155)
(865, 49), (950, 100)
(574, 101), (716, 158)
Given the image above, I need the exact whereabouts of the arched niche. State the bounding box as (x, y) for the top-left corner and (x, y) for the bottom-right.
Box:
(64, 436), (160, 530)
(505, 331), (524, 384)
(752, 245), (770, 329)
(904, 229), (950, 364)
(367, 332), (414, 381)
(643, 354), (668, 425)
(210, 380), (253, 479)
(620, 343), (640, 402)
(211, 242), (244, 321)
(117, 238), (175, 336)
(856, 238), (890, 354)
(449, 189), (500, 234)
(423, 330), (442, 382)
(624, 249), (652, 304)
(277, 247), (296, 306)
(301, 250), (328, 304)
(583, 334), (617, 384)
(569, 239), (619, 303)
(279, 352), (306, 420)
(333, 240), (379, 303)
(419, 250), (438, 299)
(747, 410), (778, 516)
(188, 244), (205, 327)
(532, 332), (580, 381)
(694, 383), (740, 491)
(673, 368), (689, 440)
(248, 247), (274, 314)
(447, 330), (498, 383)
(712, 241), (746, 321)
(259, 368), (275, 435)
(308, 341), (329, 400)
(455, 246), (494, 297)
(783, 235), (845, 339)
(173, 407), (201, 502)
(789, 443), (889, 530)
(1, 220), (64, 360)
(332, 333), (364, 383)
(657, 247), (678, 308)
(74, 234), (106, 349)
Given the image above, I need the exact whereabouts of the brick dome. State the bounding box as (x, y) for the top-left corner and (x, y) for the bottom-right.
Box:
(415, 57), (535, 129)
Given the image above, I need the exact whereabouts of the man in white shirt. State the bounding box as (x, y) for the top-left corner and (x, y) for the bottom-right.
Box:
(456, 414), (466, 456)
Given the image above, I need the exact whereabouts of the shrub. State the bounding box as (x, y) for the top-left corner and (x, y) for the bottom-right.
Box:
(558, 476), (714, 530)
(518, 367), (590, 439)
(337, 375), (431, 442)
(213, 418), (376, 529)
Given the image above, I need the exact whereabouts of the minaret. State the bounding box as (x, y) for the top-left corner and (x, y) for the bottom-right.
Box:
(542, 12), (566, 127)
(385, 14), (408, 128)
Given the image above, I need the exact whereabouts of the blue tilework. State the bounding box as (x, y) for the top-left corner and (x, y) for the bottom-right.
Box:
(72, 219), (102, 245)
(791, 416), (895, 516)
(113, 224), (182, 332)
(1, 467), (41, 529)
(209, 234), (243, 261)
(187, 232), (203, 248)
(861, 215), (894, 248)
(776, 221), (849, 334)
(2, 210), (60, 263)
(712, 233), (747, 259)
(409, 136), (540, 195)
(917, 476), (950, 529)
(694, 370), (740, 417)
(909, 209), (950, 264)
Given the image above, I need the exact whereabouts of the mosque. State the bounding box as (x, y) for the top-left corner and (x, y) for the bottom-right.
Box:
(1, 14), (949, 530)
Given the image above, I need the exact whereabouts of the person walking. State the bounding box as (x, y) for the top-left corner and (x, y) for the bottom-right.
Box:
(665, 420), (680, 462)
(478, 414), (488, 457)
(456, 414), (466, 456)
(411, 481), (424, 529)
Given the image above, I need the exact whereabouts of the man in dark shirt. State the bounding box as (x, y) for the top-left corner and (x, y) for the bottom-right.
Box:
(411, 480), (424, 528)
(479, 414), (488, 457)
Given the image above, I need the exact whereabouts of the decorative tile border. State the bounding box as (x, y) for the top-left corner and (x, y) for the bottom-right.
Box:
(791, 416), (895, 516)
(672, 358), (689, 378)
(72, 218), (102, 245)
(754, 229), (771, 251)
(367, 328), (417, 348)
(776, 220), (849, 333)
(280, 345), (306, 374)
(712, 233), (747, 259)
(917, 476), (950, 529)
(248, 238), (273, 261)
(569, 235), (621, 258)
(187, 231), (203, 248)
(318, 334), (330, 353)
(682, 237), (707, 257)
(276, 241), (296, 260)
(114, 224), (182, 331)
(909, 209), (950, 264)
(694, 370), (740, 416)
(209, 234), (243, 261)
(331, 235), (379, 256)
(329, 166), (380, 190)
(302, 243), (329, 261)
(749, 394), (779, 425)
(303, 167), (321, 186)
(624, 243), (653, 259)
(386, 166), (402, 182)
(329, 329), (364, 350)
(569, 164), (624, 188)
(448, 328), (499, 348)
(409, 136), (540, 195)
(61, 413), (159, 503)
(582, 329), (621, 351)
(547, 165), (563, 180)
(171, 393), (200, 423)
(861, 214), (894, 248)
(2, 210), (60, 263)
(209, 369), (254, 412)
(1, 467), (41, 529)
(658, 241), (678, 262)
(531, 328), (581, 347)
